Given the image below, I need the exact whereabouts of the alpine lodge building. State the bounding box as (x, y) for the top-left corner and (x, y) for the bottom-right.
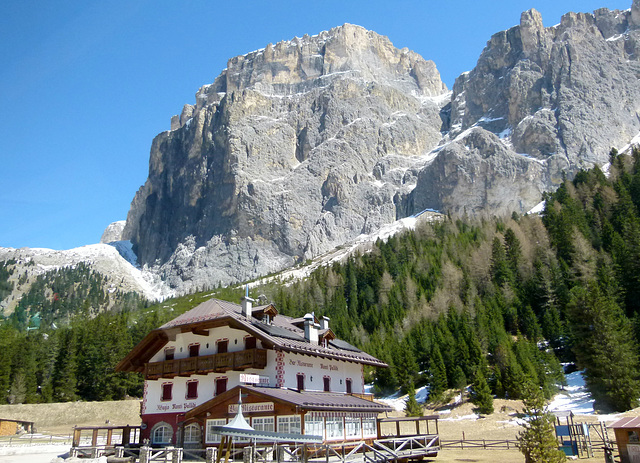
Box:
(116, 296), (393, 448)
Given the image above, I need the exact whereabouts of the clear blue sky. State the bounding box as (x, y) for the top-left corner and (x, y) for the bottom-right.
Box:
(0, 0), (629, 250)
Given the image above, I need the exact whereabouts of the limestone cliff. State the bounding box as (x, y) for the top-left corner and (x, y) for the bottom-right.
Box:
(124, 3), (640, 290)
(123, 24), (449, 288)
(428, 2), (640, 214)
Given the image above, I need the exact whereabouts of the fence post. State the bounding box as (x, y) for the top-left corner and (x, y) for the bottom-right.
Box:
(139, 443), (151, 463)
(206, 447), (217, 463)
(172, 447), (183, 463)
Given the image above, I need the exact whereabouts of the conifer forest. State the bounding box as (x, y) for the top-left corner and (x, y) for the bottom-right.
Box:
(2, 149), (640, 413)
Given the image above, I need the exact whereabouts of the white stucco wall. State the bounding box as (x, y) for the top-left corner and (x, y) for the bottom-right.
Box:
(143, 324), (366, 415)
(280, 352), (364, 393)
(149, 325), (262, 362)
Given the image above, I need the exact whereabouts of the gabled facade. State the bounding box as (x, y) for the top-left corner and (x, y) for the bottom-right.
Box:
(116, 297), (391, 447)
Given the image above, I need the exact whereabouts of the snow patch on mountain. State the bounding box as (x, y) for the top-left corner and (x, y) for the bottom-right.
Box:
(0, 244), (173, 303)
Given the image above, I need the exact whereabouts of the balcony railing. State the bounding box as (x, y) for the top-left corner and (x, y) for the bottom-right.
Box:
(145, 348), (267, 379)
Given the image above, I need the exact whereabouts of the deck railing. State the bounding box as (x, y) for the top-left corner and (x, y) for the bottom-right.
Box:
(145, 348), (267, 379)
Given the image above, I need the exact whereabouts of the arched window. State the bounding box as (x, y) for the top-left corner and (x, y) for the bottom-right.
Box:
(184, 423), (202, 444)
(152, 423), (173, 444)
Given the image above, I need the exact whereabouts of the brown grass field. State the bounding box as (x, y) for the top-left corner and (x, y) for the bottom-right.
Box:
(0, 396), (632, 462)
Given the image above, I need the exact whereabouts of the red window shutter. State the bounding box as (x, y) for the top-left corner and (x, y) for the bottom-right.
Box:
(162, 383), (173, 401)
(216, 378), (227, 396)
(186, 381), (198, 399)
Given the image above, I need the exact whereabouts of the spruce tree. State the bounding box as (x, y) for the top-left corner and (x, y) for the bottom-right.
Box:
(428, 345), (447, 401)
(470, 368), (494, 415)
(566, 282), (640, 411)
(517, 382), (565, 463)
(404, 382), (422, 417)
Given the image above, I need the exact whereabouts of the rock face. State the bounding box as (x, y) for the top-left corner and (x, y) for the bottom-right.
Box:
(124, 4), (640, 291)
(100, 221), (126, 243)
(124, 24), (449, 288)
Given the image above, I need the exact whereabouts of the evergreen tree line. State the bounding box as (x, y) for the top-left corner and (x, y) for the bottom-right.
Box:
(5, 262), (147, 330)
(262, 148), (640, 412)
(0, 282), (243, 404)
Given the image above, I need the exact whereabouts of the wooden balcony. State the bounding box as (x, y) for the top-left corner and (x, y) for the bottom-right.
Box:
(144, 348), (267, 379)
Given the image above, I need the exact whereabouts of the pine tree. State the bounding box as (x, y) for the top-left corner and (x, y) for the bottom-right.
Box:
(566, 282), (640, 411)
(404, 382), (422, 417)
(517, 382), (566, 463)
(428, 345), (447, 401)
(470, 367), (494, 415)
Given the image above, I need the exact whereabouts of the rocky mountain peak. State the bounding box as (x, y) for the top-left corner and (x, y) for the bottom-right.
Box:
(124, 1), (640, 293)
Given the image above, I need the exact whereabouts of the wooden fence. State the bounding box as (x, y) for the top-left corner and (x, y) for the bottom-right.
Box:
(441, 439), (519, 450)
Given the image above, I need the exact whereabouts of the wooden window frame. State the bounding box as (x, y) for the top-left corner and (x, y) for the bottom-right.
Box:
(161, 382), (173, 402)
(188, 343), (200, 358)
(215, 377), (228, 396)
(216, 339), (229, 354)
(323, 376), (331, 392)
(186, 380), (198, 400)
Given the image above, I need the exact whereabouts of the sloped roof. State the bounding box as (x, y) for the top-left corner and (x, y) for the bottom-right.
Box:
(116, 298), (387, 372)
(186, 385), (392, 420)
(611, 416), (640, 429)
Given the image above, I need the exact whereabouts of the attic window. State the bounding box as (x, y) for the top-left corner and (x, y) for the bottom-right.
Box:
(165, 348), (175, 361)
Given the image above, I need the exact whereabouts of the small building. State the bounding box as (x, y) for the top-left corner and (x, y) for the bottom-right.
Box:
(0, 418), (34, 436)
(116, 296), (393, 447)
(611, 416), (640, 463)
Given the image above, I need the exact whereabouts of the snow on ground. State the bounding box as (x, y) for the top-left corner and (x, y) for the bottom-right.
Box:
(548, 370), (595, 415)
(370, 370), (619, 425)
(0, 243), (174, 302)
(367, 385), (431, 412)
(617, 130), (640, 154)
(527, 200), (545, 215)
(0, 443), (69, 463)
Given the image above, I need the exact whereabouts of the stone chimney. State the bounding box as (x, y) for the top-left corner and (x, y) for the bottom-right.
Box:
(320, 316), (330, 331)
(241, 285), (254, 320)
(303, 313), (319, 344)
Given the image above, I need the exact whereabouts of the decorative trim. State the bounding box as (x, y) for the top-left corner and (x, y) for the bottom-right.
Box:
(275, 351), (285, 387)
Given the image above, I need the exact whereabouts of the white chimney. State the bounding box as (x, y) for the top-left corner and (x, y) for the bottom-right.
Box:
(320, 316), (330, 330)
(242, 285), (254, 319)
(303, 313), (319, 344)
